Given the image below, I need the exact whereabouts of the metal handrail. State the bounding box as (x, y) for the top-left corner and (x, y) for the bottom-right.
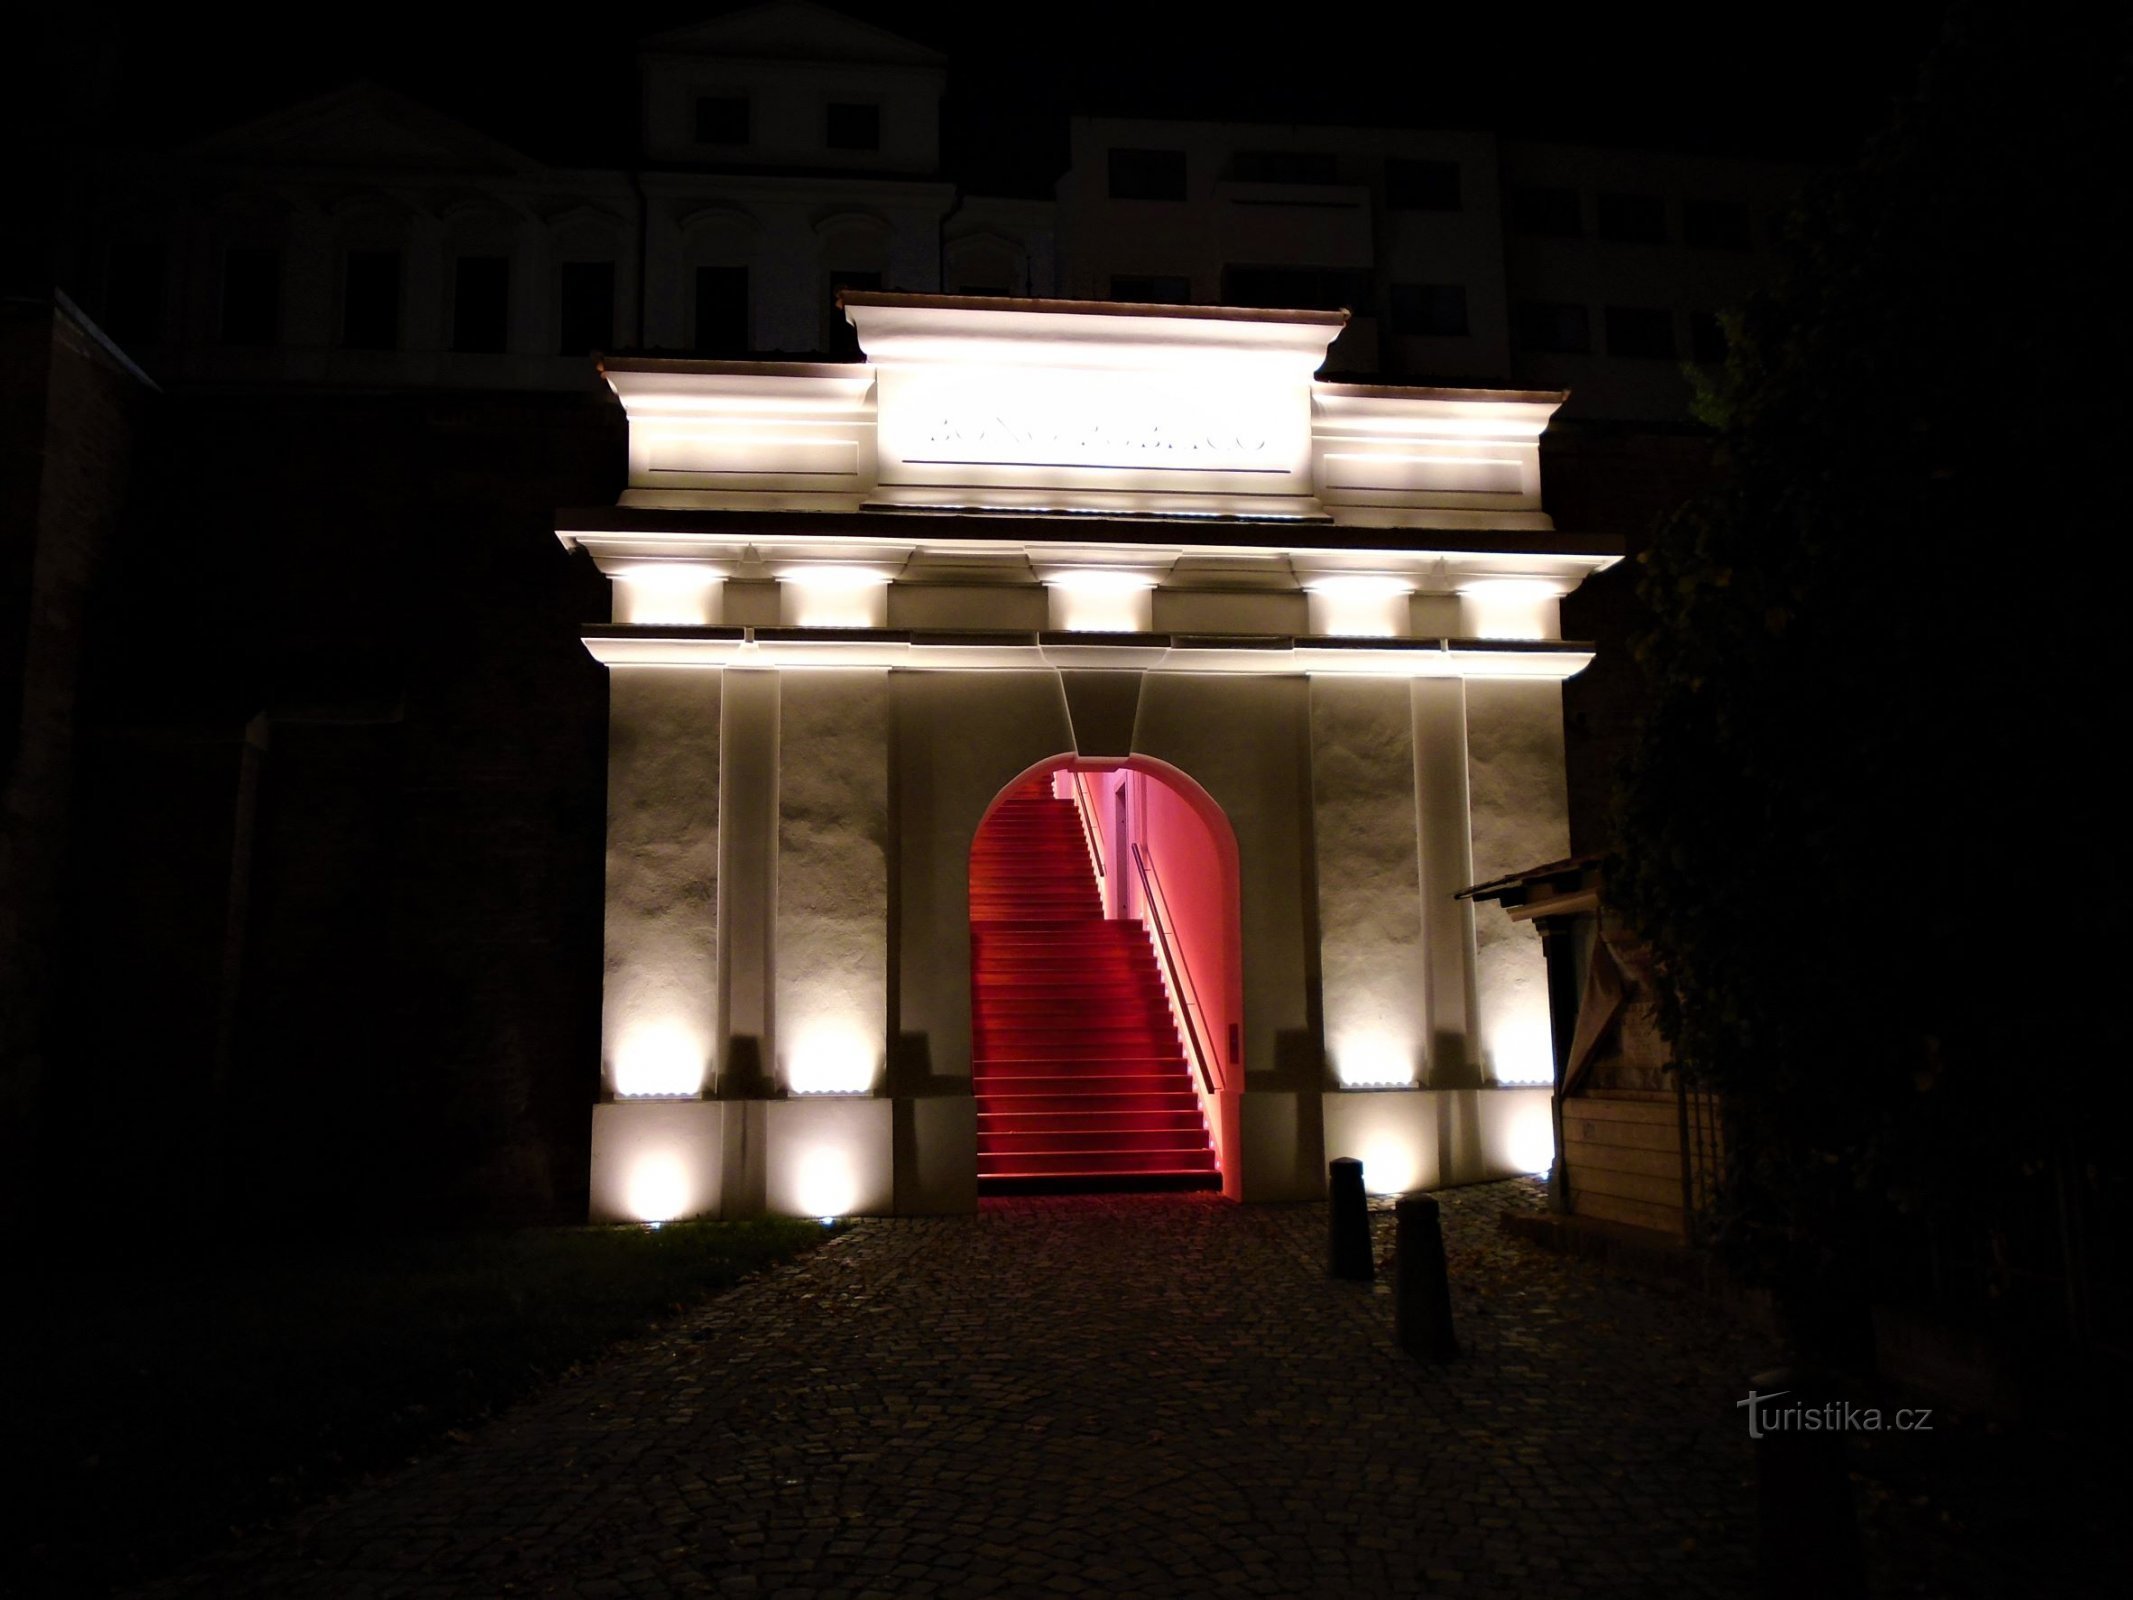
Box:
(1069, 770), (1105, 881)
(1131, 842), (1220, 1097)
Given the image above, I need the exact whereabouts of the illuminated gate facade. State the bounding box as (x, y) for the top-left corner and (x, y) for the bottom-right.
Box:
(572, 294), (1608, 1219)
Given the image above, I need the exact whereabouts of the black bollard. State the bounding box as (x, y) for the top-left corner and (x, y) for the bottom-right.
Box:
(1394, 1193), (1458, 1360)
(1328, 1157), (1375, 1281)
(1747, 1367), (1865, 1599)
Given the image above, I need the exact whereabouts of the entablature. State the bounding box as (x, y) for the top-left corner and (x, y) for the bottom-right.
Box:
(601, 294), (1569, 527)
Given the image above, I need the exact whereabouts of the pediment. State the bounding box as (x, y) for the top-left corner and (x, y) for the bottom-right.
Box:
(643, 1), (945, 67)
(189, 83), (544, 178)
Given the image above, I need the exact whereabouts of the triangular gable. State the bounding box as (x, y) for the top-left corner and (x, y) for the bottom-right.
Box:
(187, 82), (546, 178)
(643, 1), (945, 67)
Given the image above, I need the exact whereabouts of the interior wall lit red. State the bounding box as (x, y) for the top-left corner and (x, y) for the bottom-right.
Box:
(967, 754), (1243, 1188)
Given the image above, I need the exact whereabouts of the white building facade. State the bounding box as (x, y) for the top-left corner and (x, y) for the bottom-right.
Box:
(568, 293), (1616, 1220)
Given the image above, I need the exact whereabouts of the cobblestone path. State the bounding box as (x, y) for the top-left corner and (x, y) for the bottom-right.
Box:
(134, 1181), (1770, 1598)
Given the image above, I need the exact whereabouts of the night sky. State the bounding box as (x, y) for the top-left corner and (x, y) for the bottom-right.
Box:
(50, 1), (1958, 185)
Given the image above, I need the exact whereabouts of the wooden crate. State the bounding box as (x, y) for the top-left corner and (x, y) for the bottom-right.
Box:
(1563, 1090), (1693, 1240)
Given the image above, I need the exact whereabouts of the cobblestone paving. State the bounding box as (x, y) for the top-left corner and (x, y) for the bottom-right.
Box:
(133, 1181), (1773, 1599)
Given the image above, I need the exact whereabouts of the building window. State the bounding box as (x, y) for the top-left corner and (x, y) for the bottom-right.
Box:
(825, 102), (880, 152)
(1510, 186), (1582, 237)
(451, 256), (510, 353)
(1597, 192), (1667, 244)
(1390, 282), (1469, 337)
(1605, 305), (1676, 358)
(694, 265), (749, 355)
(340, 248), (401, 350)
(1386, 158), (1461, 211)
(218, 246), (281, 346)
(1689, 310), (1728, 365)
(1231, 150), (1339, 185)
(1222, 265), (1368, 312)
(1684, 199), (1752, 250)
(695, 95), (749, 145)
(827, 268), (881, 359)
(1515, 300), (1590, 353)
(1108, 148), (1187, 201)
(558, 260), (615, 356)
(1109, 273), (1191, 304)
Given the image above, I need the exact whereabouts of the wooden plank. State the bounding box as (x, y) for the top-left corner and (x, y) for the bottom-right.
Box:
(1569, 1163), (1685, 1206)
(1566, 1116), (1681, 1154)
(1583, 1088), (1675, 1104)
(1575, 1188), (1685, 1236)
(1565, 1141), (1684, 1179)
(1565, 1096), (1678, 1124)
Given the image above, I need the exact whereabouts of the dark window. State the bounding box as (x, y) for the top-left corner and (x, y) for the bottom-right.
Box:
(827, 268), (881, 359)
(1231, 150), (1339, 185)
(1510, 186), (1582, 237)
(1390, 282), (1469, 337)
(341, 249), (401, 350)
(103, 242), (165, 348)
(693, 265), (749, 355)
(1108, 147), (1188, 201)
(451, 256), (510, 353)
(695, 95), (749, 145)
(1597, 192), (1667, 243)
(1386, 158), (1461, 210)
(1684, 198), (1752, 250)
(1688, 310), (1728, 365)
(558, 260), (615, 356)
(825, 102), (880, 151)
(1109, 273), (1192, 304)
(1221, 265), (1368, 312)
(1605, 305), (1676, 358)
(1515, 300), (1590, 353)
(955, 284), (1011, 298)
(218, 246), (281, 346)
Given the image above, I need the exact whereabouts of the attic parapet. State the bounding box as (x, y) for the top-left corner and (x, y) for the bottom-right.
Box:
(599, 294), (1568, 528)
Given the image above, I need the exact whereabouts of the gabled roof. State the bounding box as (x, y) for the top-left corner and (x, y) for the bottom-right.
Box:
(186, 82), (546, 178)
(642, 1), (946, 68)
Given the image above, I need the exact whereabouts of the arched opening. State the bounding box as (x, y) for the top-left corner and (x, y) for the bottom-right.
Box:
(969, 756), (1242, 1193)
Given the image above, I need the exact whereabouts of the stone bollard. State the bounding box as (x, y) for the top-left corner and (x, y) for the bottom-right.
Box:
(1394, 1193), (1458, 1360)
(1747, 1367), (1865, 1599)
(1328, 1158), (1375, 1281)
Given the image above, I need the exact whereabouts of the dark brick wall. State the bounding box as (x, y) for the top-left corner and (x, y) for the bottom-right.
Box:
(0, 300), (154, 1239)
(58, 385), (623, 1232)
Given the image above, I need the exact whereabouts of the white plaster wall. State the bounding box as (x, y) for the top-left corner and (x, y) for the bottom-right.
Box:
(589, 1100), (725, 1223)
(886, 584), (1048, 630)
(1318, 1086), (1555, 1198)
(764, 1097), (895, 1218)
(1474, 1086), (1557, 1178)
(1322, 1089), (1441, 1195)
(891, 671), (1075, 1086)
(895, 1096), (976, 1215)
(718, 672), (779, 1089)
(1133, 673), (1324, 1199)
(1412, 679), (1481, 1085)
(1463, 679), (1571, 1084)
(1309, 678), (1427, 1088)
(602, 669), (722, 1096)
(775, 671), (891, 1093)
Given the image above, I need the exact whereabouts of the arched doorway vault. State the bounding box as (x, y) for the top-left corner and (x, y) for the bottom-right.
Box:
(969, 756), (1243, 1196)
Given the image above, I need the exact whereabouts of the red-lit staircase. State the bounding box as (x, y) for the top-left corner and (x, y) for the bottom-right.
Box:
(971, 777), (1219, 1190)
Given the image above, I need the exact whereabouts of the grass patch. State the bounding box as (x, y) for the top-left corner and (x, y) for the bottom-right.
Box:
(6, 1217), (839, 1595)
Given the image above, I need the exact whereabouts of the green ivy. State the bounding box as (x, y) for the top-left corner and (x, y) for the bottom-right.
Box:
(1610, 3), (2127, 1360)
